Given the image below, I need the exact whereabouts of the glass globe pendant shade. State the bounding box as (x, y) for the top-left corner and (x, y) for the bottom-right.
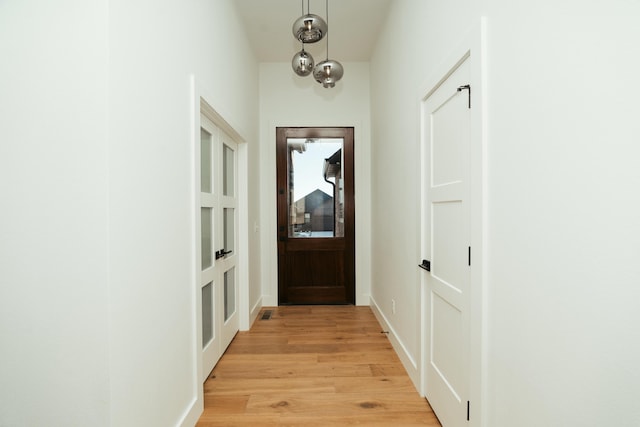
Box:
(313, 59), (344, 88)
(292, 14), (327, 43)
(292, 48), (315, 76)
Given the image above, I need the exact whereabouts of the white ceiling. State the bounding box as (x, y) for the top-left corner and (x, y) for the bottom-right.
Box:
(234, 0), (392, 62)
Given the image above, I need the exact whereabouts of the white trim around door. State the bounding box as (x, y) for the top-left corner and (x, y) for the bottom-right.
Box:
(181, 75), (249, 427)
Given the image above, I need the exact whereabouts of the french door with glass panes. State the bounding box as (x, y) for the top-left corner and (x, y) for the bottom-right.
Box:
(199, 114), (239, 382)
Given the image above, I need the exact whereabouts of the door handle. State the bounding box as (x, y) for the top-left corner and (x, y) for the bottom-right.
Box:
(215, 249), (233, 260)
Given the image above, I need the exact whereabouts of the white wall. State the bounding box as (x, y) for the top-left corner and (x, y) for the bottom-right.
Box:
(107, 0), (259, 425)
(0, 1), (260, 425)
(369, 0), (479, 387)
(258, 62), (372, 306)
(0, 1), (111, 425)
(484, 1), (640, 425)
(371, 0), (640, 425)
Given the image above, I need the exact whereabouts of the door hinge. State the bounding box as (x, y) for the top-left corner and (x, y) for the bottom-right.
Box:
(457, 84), (471, 108)
(468, 246), (471, 266)
(467, 400), (470, 421)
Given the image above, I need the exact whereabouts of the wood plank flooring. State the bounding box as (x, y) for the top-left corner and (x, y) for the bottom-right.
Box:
(196, 305), (441, 426)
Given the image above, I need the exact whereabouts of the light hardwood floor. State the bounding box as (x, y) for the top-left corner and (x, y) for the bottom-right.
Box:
(196, 305), (441, 426)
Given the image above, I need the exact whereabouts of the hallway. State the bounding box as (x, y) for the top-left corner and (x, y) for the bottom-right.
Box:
(196, 306), (440, 426)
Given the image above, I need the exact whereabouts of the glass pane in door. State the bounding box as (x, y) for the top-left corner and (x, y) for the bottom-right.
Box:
(201, 207), (213, 269)
(223, 144), (234, 197)
(224, 268), (235, 321)
(223, 207), (234, 254)
(202, 281), (213, 347)
(287, 138), (344, 238)
(200, 128), (212, 193)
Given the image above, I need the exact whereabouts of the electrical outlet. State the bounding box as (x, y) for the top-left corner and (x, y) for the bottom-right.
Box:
(392, 299), (396, 314)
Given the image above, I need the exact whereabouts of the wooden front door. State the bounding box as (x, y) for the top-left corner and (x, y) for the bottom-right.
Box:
(276, 127), (355, 304)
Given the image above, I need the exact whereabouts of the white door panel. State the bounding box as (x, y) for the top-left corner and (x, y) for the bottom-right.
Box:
(199, 118), (221, 382)
(431, 291), (463, 397)
(432, 92), (467, 187)
(432, 200), (465, 295)
(219, 132), (239, 350)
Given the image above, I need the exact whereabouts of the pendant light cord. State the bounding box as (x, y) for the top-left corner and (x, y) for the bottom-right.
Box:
(325, 0), (329, 60)
(300, 0), (306, 49)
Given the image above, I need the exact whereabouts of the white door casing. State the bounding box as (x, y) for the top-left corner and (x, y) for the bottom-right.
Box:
(421, 55), (472, 427)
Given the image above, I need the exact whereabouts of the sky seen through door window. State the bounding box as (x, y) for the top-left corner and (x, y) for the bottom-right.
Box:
(291, 139), (342, 202)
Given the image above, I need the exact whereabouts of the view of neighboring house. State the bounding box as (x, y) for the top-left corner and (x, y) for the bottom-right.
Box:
(293, 188), (333, 235)
(291, 148), (344, 237)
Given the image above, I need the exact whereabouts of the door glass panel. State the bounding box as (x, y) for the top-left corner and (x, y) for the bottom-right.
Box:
(201, 128), (212, 193)
(287, 138), (344, 238)
(224, 268), (235, 321)
(224, 208), (234, 254)
(223, 144), (234, 197)
(201, 207), (213, 269)
(202, 281), (214, 347)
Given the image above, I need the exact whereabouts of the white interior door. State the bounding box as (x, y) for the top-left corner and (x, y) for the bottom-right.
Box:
(198, 117), (239, 382)
(422, 57), (471, 427)
(218, 130), (239, 350)
(199, 115), (221, 382)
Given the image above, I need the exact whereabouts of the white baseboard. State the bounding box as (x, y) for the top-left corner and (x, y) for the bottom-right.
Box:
(248, 297), (263, 329)
(369, 295), (420, 390)
(178, 395), (202, 427)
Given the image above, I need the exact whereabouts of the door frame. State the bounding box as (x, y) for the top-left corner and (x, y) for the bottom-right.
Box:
(418, 21), (486, 427)
(182, 76), (249, 426)
(275, 126), (356, 305)
(260, 121), (371, 308)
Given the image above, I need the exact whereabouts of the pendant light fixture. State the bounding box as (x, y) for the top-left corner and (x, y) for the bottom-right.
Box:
(292, 0), (327, 44)
(292, 1), (315, 76)
(313, 0), (343, 88)
(292, 46), (314, 76)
